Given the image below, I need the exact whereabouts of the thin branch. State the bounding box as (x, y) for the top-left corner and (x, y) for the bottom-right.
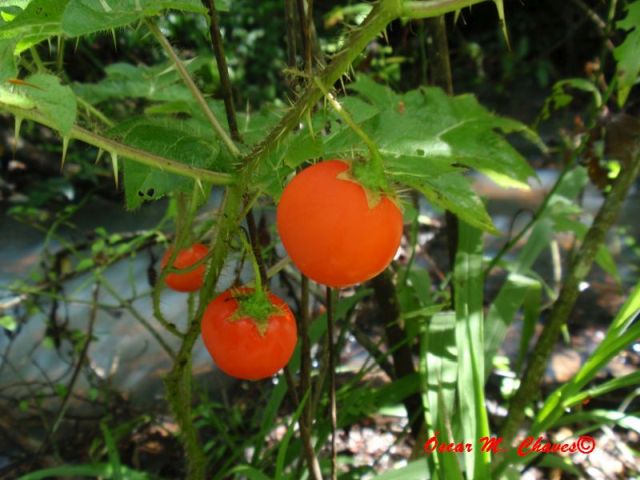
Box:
(0, 102), (234, 185)
(569, 0), (615, 51)
(296, 0), (313, 75)
(100, 278), (178, 357)
(327, 286), (337, 480)
(284, 0), (298, 71)
(146, 19), (241, 158)
(36, 281), (101, 456)
(202, 0), (241, 141)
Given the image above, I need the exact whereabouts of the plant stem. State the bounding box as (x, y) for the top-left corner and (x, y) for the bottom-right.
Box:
(146, 19), (241, 158)
(0, 103), (234, 185)
(495, 151), (640, 473)
(30, 46), (46, 71)
(326, 286), (337, 480)
(202, 0), (241, 142)
(371, 271), (424, 440)
(164, 186), (243, 479)
(245, 209), (268, 287)
(284, 0), (298, 71)
(316, 81), (386, 175)
(296, 275), (322, 480)
(296, 0), (313, 76)
(36, 281), (101, 456)
(244, 0), (402, 172)
(423, 14), (458, 297)
(402, 0), (488, 18)
(76, 96), (114, 128)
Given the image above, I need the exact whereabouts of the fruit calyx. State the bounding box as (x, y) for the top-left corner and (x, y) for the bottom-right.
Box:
(230, 287), (281, 336)
(336, 157), (399, 210)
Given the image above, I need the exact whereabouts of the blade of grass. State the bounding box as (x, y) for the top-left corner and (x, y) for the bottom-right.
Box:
(535, 281), (640, 430)
(453, 221), (490, 479)
(100, 421), (122, 480)
(275, 390), (312, 480)
(421, 312), (458, 442)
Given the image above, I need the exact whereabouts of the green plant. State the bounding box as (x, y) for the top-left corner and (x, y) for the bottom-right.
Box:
(1, 0), (638, 479)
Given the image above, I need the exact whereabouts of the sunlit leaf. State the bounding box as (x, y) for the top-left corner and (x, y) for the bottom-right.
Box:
(614, 1), (640, 106)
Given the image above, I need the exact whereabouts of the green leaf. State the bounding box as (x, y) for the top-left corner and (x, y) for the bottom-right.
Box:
(454, 222), (490, 479)
(536, 455), (581, 477)
(61, 0), (207, 37)
(556, 409), (640, 435)
(563, 371), (640, 408)
(421, 311), (458, 440)
(614, 1), (640, 106)
(100, 422), (122, 480)
(0, 315), (17, 331)
(283, 131), (324, 168)
(336, 83), (539, 190)
(348, 75), (399, 109)
(110, 119), (224, 209)
(414, 173), (498, 234)
(532, 282), (640, 434)
(373, 459), (430, 479)
(17, 463), (150, 480)
(0, 0), (66, 54)
(228, 466), (271, 480)
(484, 273), (541, 377)
(541, 79), (602, 120)
(24, 73), (77, 135)
(0, 38), (17, 81)
(275, 391), (309, 480)
(73, 60), (207, 105)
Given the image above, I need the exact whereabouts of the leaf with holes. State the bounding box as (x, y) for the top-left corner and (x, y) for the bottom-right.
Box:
(109, 119), (227, 209)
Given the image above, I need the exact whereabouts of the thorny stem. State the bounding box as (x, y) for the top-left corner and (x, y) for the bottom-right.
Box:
(495, 151), (640, 474)
(0, 103), (234, 185)
(316, 80), (385, 176)
(244, 0), (401, 173)
(76, 96), (114, 128)
(146, 19), (241, 158)
(402, 0), (489, 18)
